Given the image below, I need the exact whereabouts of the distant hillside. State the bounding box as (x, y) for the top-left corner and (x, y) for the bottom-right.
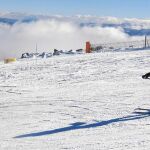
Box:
(0, 17), (17, 25)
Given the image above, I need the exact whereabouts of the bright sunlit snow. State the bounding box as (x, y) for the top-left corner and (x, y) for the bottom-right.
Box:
(0, 50), (150, 150)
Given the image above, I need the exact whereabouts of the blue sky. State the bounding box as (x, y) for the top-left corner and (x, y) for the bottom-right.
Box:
(0, 0), (149, 18)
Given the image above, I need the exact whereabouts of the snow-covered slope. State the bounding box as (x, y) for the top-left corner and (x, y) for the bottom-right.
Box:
(0, 50), (150, 150)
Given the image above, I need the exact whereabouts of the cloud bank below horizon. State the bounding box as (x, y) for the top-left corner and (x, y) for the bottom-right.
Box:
(0, 14), (149, 59)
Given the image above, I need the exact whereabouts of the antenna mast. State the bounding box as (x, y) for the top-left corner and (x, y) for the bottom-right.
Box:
(36, 43), (38, 54)
(145, 35), (147, 48)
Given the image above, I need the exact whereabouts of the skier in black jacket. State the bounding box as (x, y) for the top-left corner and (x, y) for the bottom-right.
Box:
(142, 72), (150, 79)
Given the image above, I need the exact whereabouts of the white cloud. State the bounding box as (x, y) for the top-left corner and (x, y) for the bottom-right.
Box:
(0, 16), (148, 60)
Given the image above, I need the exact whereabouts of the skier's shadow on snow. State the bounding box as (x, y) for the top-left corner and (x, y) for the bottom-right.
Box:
(14, 108), (150, 138)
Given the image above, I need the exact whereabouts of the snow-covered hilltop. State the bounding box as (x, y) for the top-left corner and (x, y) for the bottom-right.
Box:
(0, 49), (150, 149)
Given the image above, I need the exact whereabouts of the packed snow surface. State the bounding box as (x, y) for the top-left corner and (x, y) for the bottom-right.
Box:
(0, 50), (150, 150)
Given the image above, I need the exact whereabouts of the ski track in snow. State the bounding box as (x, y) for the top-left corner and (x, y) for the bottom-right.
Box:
(0, 50), (150, 150)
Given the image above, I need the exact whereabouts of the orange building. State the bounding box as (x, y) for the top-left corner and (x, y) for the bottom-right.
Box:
(85, 41), (92, 53)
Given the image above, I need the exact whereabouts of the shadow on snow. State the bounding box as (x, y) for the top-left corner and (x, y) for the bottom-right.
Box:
(14, 108), (150, 138)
